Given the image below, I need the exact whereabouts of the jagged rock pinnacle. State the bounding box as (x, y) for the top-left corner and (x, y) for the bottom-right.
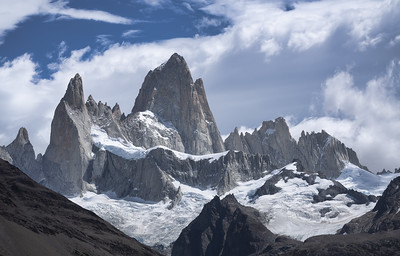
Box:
(15, 127), (30, 145)
(63, 73), (85, 110)
(5, 127), (40, 179)
(43, 73), (92, 195)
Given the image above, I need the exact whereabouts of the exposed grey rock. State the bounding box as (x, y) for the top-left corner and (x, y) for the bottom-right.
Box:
(297, 130), (367, 178)
(86, 97), (125, 140)
(121, 111), (185, 152)
(224, 127), (251, 153)
(112, 103), (122, 119)
(5, 127), (42, 181)
(145, 149), (273, 195)
(225, 117), (298, 168)
(0, 146), (13, 165)
(131, 53), (225, 155)
(42, 74), (93, 196)
(225, 118), (367, 178)
(88, 146), (273, 202)
(89, 146), (179, 202)
(313, 181), (377, 205)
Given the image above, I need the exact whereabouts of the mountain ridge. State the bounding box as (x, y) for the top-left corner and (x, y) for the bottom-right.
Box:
(0, 158), (160, 256)
(0, 53), (370, 200)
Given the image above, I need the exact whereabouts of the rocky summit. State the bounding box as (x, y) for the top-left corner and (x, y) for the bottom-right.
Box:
(131, 53), (225, 155)
(225, 118), (366, 178)
(171, 194), (289, 256)
(42, 73), (93, 195)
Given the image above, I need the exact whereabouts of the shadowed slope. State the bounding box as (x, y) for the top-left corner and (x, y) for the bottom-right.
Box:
(0, 159), (159, 256)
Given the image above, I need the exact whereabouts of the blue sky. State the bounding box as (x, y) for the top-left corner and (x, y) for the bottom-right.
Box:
(1, 0), (400, 172)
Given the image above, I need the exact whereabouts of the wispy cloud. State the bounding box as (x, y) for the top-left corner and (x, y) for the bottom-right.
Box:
(122, 30), (141, 38)
(96, 35), (113, 47)
(195, 17), (223, 30)
(138, 0), (169, 7)
(41, 1), (132, 24)
(182, 2), (194, 12)
(0, 0), (132, 43)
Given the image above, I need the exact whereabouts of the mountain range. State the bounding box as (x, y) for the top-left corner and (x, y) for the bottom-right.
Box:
(1, 53), (400, 255)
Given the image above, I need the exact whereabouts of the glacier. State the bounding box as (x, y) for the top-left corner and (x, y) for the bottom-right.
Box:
(70, 158), (400, 248)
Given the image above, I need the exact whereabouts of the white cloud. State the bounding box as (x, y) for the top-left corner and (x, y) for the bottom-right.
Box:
(196, 17), (223, 30)
(390, 34), (400, 46)
(122, 30), (141, 38)
(290, 60), (400, 172)
(0, 54), (55, 153)
(40, 1), (132, 24)
(0, 0), (132, 43)
(182, 2), (194, 12)
(138, 0), (168, 7)
(96, 35), (113, 46)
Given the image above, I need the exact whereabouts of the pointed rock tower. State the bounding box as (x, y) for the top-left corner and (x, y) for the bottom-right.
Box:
(131, 53), (225, 155)
(5, 127), (41, 180)
(42, 74), (92, 195)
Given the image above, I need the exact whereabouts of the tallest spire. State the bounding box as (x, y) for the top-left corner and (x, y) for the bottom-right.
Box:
(63, 73), (85, 110)
(130, 53), (225, 155)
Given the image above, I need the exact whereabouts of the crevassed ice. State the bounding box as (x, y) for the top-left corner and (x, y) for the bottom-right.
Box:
(336, 163), (400, 196)
(71, 162), (397, 247)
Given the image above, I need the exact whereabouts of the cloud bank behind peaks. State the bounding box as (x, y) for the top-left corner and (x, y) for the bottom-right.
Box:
(290, 59), (400, 172)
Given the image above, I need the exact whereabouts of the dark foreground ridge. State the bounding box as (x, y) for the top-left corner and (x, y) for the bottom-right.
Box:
(0, 159), (160, 256)
(172, 189), (400, 256)
(171, 194), (300, 256)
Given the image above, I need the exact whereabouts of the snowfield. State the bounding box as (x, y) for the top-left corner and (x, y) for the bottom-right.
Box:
(91, 125), (229, 162)
(70, 161), (400, 247)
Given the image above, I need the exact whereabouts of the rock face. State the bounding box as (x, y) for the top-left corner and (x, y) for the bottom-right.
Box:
(340, 176), (400, 234)
(5, 128), (40, 178)
(297, 130), (367, 178)
(0, 146), (13, 165)
(1, 128), (42, 181)
(121, 111), (185, 152)
(42, 74), (93, 195)
(90, 147), (179, 202)
(90, 146), (273, 201)
(225, 119), (366, 178)
(171, 195), (281, 256)
(131, 53), (225, 155)
(225, 118), (297, 168)
(0, 159), (159, 256)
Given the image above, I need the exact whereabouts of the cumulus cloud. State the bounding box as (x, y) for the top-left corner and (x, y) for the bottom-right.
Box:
(289, 60), (400, 172)
(0, 54), (54, 153)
